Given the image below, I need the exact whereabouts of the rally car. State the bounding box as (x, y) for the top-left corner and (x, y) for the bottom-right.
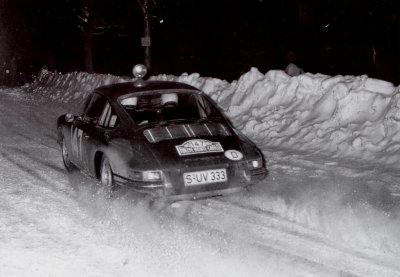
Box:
(57, 64), (267, 200)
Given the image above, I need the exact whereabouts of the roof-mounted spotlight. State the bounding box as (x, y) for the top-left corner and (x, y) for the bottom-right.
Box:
(133, 64), (147, 78)
(132, 64), (147, 87)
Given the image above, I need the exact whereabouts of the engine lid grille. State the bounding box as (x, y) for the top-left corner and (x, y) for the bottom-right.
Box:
(143, 122), (231, 143)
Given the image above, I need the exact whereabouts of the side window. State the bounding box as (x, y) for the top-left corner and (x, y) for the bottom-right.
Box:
(202, 96), (223, 118)
(83, 93), (107, 120)
(81, 94), (93, 114)
(98, 102), (119, 129)
(178, 94), (200, 119)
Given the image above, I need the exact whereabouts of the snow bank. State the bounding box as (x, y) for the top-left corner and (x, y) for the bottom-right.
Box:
(26, 72), (128, 103)
(152, 69), (400, 166)
(26, 68), (400, 166)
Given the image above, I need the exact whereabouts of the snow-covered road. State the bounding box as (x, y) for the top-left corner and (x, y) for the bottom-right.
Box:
(1, 88), (400, 277)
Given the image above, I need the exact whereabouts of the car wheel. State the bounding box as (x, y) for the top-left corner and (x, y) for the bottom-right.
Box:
(100, 156), (117, 198)
(62, 138), (75, 172)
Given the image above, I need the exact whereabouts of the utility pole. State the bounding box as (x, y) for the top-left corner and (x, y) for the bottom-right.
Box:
(138, 0), (151, 70)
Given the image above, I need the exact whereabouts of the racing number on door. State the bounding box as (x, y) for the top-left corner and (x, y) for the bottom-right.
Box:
(71, 126), (83, 161)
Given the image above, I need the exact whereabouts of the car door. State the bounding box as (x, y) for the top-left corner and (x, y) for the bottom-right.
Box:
(70, 92), (108, 170)
(83, 100), (121, 175)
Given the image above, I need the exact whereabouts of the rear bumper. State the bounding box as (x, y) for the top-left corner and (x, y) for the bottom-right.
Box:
(114, 166), (266, 199)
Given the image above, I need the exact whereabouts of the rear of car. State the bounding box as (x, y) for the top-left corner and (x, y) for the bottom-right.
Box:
(113, 89), (267, 199)
(57, 64), (267, 200)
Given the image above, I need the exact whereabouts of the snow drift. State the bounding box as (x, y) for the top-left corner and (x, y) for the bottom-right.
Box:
(28, 68), (400, 167)
(154, 69), (400, 166)
(26, 71), (128, 103)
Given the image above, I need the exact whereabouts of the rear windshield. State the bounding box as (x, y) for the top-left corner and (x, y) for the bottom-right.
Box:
(119, 91), (223, 125)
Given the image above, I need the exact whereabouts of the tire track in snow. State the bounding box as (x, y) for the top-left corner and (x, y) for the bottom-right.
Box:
(163, 199), (338, 277)
(164, 197), (400, 277)
(216, 197), (400, 273)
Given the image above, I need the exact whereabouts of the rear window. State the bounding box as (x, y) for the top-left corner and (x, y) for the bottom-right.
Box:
(119, 91), (222, 125)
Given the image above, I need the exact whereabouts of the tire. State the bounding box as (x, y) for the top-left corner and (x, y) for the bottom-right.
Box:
(100, 156), (117, 198)
(61, 138), (75, 172)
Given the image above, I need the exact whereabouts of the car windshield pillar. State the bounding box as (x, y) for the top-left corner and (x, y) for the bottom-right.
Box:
(83, 93), (107, 123)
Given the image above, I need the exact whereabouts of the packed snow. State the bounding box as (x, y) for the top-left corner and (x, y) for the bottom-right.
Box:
(1, 67), (400, 276)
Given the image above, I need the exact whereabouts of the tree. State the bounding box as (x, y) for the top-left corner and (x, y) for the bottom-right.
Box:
(58, 0), (139, 73)
(76, 0), (104, 72)
(0, 2), (10, 84)
(0, 0), (26, 85)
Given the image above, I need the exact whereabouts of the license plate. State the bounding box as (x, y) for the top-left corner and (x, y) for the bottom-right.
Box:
(184, 169), (227, 186)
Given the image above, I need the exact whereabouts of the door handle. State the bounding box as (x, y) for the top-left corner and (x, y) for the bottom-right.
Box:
(105, 132), (110, 142)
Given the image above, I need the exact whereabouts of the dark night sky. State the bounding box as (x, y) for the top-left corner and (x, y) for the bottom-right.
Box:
(1, 0), (400, 85)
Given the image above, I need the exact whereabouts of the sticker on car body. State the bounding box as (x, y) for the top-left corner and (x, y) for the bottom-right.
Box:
(224, 150), (243, 161)
(175, 139), (224, 156)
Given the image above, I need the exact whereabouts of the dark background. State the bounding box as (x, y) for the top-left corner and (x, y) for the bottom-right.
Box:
(1, 0), (400, 85)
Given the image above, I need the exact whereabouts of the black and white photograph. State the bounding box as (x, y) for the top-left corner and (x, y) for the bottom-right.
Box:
(1, 0), (400, 276)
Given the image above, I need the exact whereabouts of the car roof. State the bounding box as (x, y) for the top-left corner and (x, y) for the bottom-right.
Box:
(94, 80), (201, 100)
